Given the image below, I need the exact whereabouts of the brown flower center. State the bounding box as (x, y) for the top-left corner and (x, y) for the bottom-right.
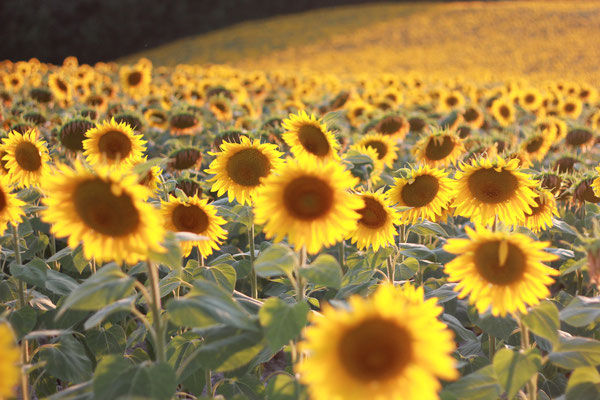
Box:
(339, 318), (412, 382)
(226, 148), (271, 187)
(127, 71), (142, 86)
(474, 240), (527, 285)
(364, 140), (388, 160)
(172, 204), (209, 233)
(283, 176), (333, 220)
(425, 135), (456, 161)
(525, 137), (544, 153)
(97, 130), (132, 160)
(0, 188), (6, 212)
(401, 174), (440, 207)
(297, 124), (330, 157)
(358, 197), (387, 228)
(74, 178), (140, 236)
(468, 168), (518, 204)
(15, 142), (42, 171)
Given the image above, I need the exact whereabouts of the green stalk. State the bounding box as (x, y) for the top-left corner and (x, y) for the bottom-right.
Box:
(146, 260), (166, 363)
(518, 316), (537, 400)
(12, 224), (30, 400)
(488, 334), (496, 360)
(248, 222), (258, 299)
(205, 368), (213, 399)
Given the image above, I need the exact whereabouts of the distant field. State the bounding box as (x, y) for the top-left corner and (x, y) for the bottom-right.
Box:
(122, 1), (600, 84)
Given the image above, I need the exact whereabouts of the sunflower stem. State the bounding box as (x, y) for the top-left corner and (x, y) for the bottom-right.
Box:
(146, 260), (166, 363)
(248, 222), (258, 299)
(576, 269), (583, 296)
(12, 223), (30, 400)
(488, 334), (496, 360)
(205, 368), (213, 399)
(338, 240), (345, 272)
(386, 256), (394, 284)
(518, 316), (537, 400)
(11, 224), (26, 308)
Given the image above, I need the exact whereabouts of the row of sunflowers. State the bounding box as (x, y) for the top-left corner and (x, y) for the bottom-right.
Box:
(0, 56), (599, 399)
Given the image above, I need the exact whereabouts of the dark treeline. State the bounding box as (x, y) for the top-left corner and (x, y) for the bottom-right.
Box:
(0, 0), (482, 64)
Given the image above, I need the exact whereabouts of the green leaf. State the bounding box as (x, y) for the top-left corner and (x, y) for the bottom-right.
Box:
(93, 355), (176, 400)
(167, 331), (204, 382)
(40, 335), (93, 384)
(549, 336), (600, 369)
(259, 297), (310, 351)
(195, 329), (265, 372)
(265, 374), (300, 400)
(469, 308), (517, 341)
(9, 306), (37, 339)
(493, 348), (542, 399)
(299, 254), (342, 289)
(254, 244), (297, 278)
(10, 258), (49, 287)
(58, 264), (136, 316)
(149, 232), (183, 270)
(196, 264), (237, 293)
(409, 221), (448, 237)
(560, 296), (600, 328)
(566, 367), (600, 400)
(521, 301), (560, 346)
(84, 296), (137, 330)
(85, 325), (126, 359)
(443, 365), (502, 400)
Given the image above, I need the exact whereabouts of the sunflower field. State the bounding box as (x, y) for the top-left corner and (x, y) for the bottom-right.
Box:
(1, 2), (600, 400)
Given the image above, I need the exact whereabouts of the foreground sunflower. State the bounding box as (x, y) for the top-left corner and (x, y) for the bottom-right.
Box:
(162, 195), (227, 258)
(444, 226), (559, 316)
(355, 133), (398, 169)
(254, 158), (363, 254)
(347, 191), (400, 251)
(0, 322), (20, 399)
(297, 283), (458, 400)
(388, 165), (456, 224)
(83, 118), (146, 169)
(282, 110), (340, 162)
(413, 128), (465, 167)
(453, 157), (538, 226)
(1, 129), (51, 188)
(521, 188), (559, 233)
(41, 161), (164, 265)
(205, 136), (284, 205)
(0, 174), (26, 235)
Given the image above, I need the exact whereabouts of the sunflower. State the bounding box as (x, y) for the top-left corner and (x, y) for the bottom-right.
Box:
(520, 188), (558, 233)
(83, 118), (146, 169)
(59, 118), (95, 152)
(41, 161), (164, 265)
(1, 129), (51, 188)
(519, 88), (543, 111)
(144, 108), (168, 129)
(521, 131), (552, 162)
(162, 195), (227, 258)
(588, 109), (600, 131)
(0, 322), (20, 399)
(388, 165), (456, 224)
(413, 128), (465, 168)
(453, 157), (538, 227)
(168, 111), (202, 136)
(209, 96), (233, 121)
(347, 191), (400, 251)
(0, 174), (25, 235)
(48, 72), (71, 102)
(462, 106), (484, 129)
(371, 114), (410, 139)
(168, 148), (203, 171)
(3, 72), (24, 92)
(565, 127), (596, 150)
(119, 64), (151, 99)
(490, 97), (515, 127)
(444, 225), (559, 316)
(297, 283), (458, 400)
(254, 158), (363, 254)
(438, 90), (465, 112)
(282, 110), (340, 162)
(133, 157), (163, 195)
(561, 98), (583, 119)
(205, 136), (284, 205)
(355, 133), (398, 169)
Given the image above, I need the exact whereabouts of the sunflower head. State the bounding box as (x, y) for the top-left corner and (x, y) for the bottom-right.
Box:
(413, 128), (465, 167)
(355, 132), (399, 169)
(168, 148), (203, 171)
(566, 127), (595, 150)
(490, 97), (515, 127)
(168, 111), (202, 136)
(462, 106), (484, 129)
(444, 226), (559, 316)
(113, 112), (144, 133)
(59, 118), (95, 152)
(282, 110), (340, 162)
(297, 283), (457, 400)
(1, 129), (50, 188)
(521, 131), (552, 162)
(119, 65), (151, 98)
(521, 188), (559, 233)
(0, 322), (20, 399)
(83, 118), (146, 169)
(347, 191), (400, 251)
(573, 177), (600, 205)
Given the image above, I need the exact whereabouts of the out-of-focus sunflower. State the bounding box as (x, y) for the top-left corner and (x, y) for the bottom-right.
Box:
(346, 99), (372, 126)
(521, 131), (552, 162)
(1, 129), (51, 188)
(282, 110), (340, 162)
(453, 157), (538, 226)
(490, 97), (515, 127)
(561, 97), (583, 119)
(521, 188), (558, 233)
(209, 96), (233, 121)
(254, 158), (363, 254)
(162, 195), (227, 258)
(371, 114), (410, 140)
(206, 137), (284, 205)
(355, 133), (398, 168)
(438, 89), (465, 111)
(144, 108), (168, 129)
(133, 157), (163, 195)
(48, 73), (71, 102)
(3, 72), (25, 92)
(519, 88), (543, 111)
(41, 161), (165, 265)
(297, 283), (458, 400)
(0, 322), (20, 399)
(536, 116), (567, 142)
(168, 148), (202, 171)
(347, 191), (400, 251)
(119, 64), (151, 99)
(59, 118), (96, 152)
(83, 118), (146, 169)
(168, 111), (202, 136)
(573, 177), (600, 206)
(388, 165), (456, 224)
(444, 225), (559, 316)
(413, 128), (465, 167)
(588, 109), (600, 131)
(565, 127), (596, 150)
(0, 174), (25, 235)
(462, 106), (484, 129)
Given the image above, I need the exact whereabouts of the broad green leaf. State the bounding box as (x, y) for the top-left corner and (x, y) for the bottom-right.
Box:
(167, 331), (204, 382)
(560, 296), (600, 327)
(85, 325), (126, 359)
(254, 244), (297, 278)
(549, 336), (600, 369)
(84, 296), (137, 330)
(196, 263), (237, 293)
(93, 355), (176, 400)
(521, 301), (560, 346)
(216, 374), (264, 400)
(9, 306), (37, 339)
(10, 258), (49, 288)
(58, 264), (135, 316)
(259, 297), (310, 351)
(40, 335), (93, 384)
(426, 283), (459, 304)
(192, 328), (266, 372)
(409, 221), (448, 237)
(299, 254), (342, 289)
(265, 374), (300, 400)
(469, 308), (517, 341)
(493, 348), (542, 399)
(443, 365), (502, 400)
(149, 232), (183, 270)
(566, 367), (600, 400)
